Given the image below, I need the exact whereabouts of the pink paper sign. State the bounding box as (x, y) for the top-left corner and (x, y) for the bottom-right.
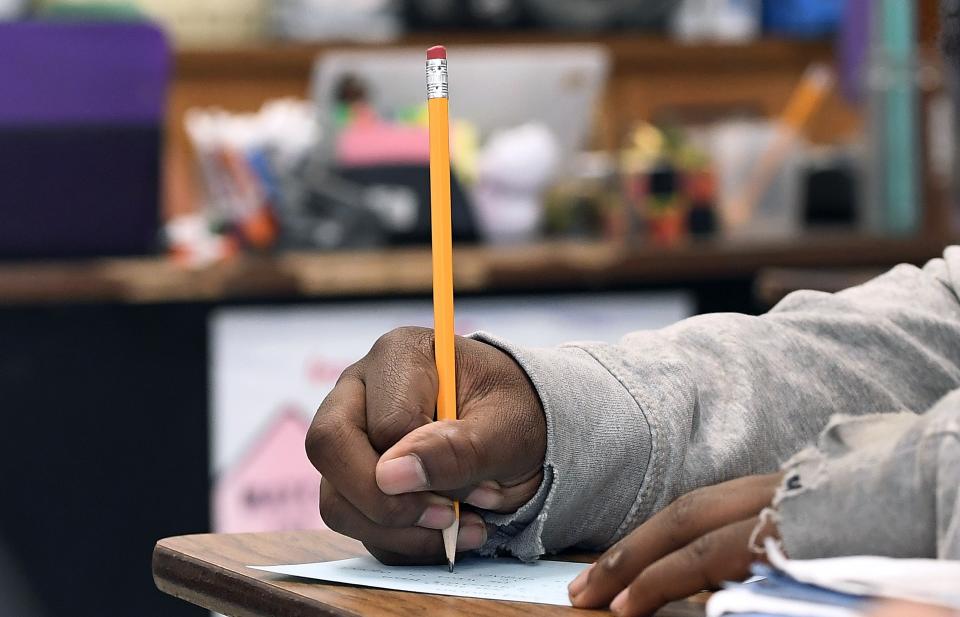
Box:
(214, 408), (326, 533)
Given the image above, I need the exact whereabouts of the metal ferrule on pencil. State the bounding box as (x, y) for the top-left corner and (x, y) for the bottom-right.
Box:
(426, 59), (449, 100)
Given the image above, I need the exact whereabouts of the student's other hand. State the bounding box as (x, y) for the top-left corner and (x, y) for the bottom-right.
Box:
(568, 473), (783, 616)
(305, 327), (546, 565)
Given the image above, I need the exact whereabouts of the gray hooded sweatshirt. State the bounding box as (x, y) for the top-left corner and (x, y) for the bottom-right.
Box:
(474, 246), (960, 562)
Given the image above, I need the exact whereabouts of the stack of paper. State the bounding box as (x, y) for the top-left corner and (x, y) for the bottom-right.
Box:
(707, 541), (960, 617)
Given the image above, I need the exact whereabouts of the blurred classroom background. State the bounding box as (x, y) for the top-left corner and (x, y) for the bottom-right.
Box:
(0, 1), (956, 616)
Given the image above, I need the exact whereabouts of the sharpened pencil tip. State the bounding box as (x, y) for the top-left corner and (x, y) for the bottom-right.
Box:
(441, 518), (458, 574)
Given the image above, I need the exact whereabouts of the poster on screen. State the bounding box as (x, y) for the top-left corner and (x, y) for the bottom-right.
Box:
(210, 293), (692, 533)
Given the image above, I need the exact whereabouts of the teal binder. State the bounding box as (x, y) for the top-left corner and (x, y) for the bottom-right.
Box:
(869, 0), (921, 235)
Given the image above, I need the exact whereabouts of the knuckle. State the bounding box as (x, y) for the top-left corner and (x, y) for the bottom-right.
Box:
(372, 327), (431, 356)
(598, 553), (618, 574)
(599, 545), (647, 594)
(306, 374), (364, 469)
(688, 533), (714, 563)
(304, 424), (328, 469)
(304, 418), (329, 460)
(597, 548), (630, 584)
(305, 412), (350, 472)
(337, 359), (365, 383)
(370, 329), (400, 354)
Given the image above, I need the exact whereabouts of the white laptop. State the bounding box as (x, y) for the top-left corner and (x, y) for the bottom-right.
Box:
(311, 45), (611, 169)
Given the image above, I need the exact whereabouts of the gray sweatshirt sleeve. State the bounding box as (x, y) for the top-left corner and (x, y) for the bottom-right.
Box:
(775, 390), (960, 559)
(472, 246), (960, 560)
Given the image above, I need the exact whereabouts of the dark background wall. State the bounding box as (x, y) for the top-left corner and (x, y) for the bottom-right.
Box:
(0, 303), (209, 617)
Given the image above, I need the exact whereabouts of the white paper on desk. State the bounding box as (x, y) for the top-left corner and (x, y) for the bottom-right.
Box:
(250, 556), (589, 606)
(707, 587), (860, 617)
(767, 540), (960, 609)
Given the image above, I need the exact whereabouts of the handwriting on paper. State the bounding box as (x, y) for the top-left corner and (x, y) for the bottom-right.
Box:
(250, 555), (590, 606)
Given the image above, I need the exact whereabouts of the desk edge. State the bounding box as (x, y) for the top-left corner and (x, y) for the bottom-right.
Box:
(152, 538), (351, 617)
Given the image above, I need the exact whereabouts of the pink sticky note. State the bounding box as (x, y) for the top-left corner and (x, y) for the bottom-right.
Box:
(214, 408), (326, 533)
(337, 123), (430, 167)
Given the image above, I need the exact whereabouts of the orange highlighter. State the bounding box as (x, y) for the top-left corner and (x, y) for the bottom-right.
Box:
(426, 45), (459, 572)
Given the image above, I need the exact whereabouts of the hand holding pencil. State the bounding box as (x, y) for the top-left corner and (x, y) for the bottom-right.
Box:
(305, 49), (546, 567)
(306, 327), (546, 565)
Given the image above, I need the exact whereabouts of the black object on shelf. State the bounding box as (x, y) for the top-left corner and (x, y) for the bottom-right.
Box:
(278, 164), (479, 250)
(404, 0), (673, 31)
(649, 163), (678, 197)
(337, 164), (479, 246)
(524, 0), (673, 30)
(404, 0), (530, 30)
(688, 202), (717, 237)
(802, 158), (859, 228)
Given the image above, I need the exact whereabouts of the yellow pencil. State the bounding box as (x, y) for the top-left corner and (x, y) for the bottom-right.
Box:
(426, 44), (459, 572)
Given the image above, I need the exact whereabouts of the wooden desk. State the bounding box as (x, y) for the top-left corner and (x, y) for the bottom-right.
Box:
(153, 530), (708, 617)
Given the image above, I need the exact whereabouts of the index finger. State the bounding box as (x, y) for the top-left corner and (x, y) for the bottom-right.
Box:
(305, 372), (439, 529)
(571, 473), (779, 608)
(611, 518), (758, 617)
(362, 327), (438, 453)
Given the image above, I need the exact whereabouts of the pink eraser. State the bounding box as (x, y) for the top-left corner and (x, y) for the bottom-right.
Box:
(426, 45), (447, 60)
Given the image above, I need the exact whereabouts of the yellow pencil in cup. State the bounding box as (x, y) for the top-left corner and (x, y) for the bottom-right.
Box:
(426, 45), (459, 572)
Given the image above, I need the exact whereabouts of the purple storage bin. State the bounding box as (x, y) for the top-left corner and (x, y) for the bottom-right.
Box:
(0, 21), (171, 259)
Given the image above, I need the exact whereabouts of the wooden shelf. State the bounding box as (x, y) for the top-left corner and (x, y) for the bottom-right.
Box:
(0, 235), (948, 306)
(165, 34), (857, 218)
(174, 35), (835, 78)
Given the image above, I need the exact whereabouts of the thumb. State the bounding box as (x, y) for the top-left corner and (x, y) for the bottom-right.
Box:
(376, 419), (495, 493)
(375, 416), (541, 509)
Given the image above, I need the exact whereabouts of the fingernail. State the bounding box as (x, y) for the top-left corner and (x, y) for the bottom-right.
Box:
(416, 505), (456, 530)
(464, 486), (503, 510)
(459, 510), (485, 528)
(567, 563), (593, 598)
(456, 524), (486, 551)
(611, 588), (629, 615)
(376, 455), (428, 494)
